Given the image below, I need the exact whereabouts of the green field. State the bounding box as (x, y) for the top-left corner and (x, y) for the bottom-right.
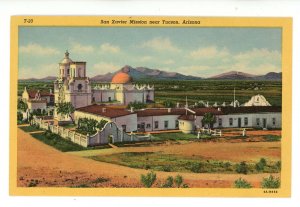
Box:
(89, 151), (281, 174)
(18, 79), (282, 106)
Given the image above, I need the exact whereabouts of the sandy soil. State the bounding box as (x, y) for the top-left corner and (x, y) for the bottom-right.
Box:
(17, 128), (280, 188)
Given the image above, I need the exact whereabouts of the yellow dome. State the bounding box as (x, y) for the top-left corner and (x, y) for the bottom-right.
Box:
(111, 72), (133, 84)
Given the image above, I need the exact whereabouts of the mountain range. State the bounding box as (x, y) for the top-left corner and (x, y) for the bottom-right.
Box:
(19, 65), (282, 81)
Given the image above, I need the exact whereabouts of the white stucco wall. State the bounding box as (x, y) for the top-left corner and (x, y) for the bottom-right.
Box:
(137, 115), (180, 132)
(112, 114), (137, 132)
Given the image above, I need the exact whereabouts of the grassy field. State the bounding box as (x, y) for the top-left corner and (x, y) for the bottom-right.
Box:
(89, 151), (280, 174)
(19, 125), (41, 132)
(30, 131), (86, 152)
(19, 80), (282, 106)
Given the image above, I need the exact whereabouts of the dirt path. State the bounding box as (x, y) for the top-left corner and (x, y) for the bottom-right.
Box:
(17, 128), (279, 188)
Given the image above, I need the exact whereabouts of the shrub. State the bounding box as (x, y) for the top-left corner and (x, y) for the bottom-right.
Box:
(275, 161), (281, 171)
(182, 183), (189, 188)
(140, 171), (156, 188)
(161, 165), (172, 172)
(255, 158), (267, 172)
(261, 175), (280, 188)
(92, 177), (110, 183)
(161, 176), (174, 188)
(234, 178), (252, 188)
(28, 179), (38, 187)
(236, 161), (248, 174)
(188, 162), (203, 173)
(174, 175), (183, 188)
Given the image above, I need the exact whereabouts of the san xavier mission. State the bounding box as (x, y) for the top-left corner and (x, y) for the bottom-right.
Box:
(17, 27), (282, 189)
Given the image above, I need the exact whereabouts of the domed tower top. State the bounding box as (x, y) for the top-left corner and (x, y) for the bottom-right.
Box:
(111, 72), (133, 84)
(60, 50), (73, 64)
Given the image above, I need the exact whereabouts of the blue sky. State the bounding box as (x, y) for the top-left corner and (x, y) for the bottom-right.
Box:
(18, 27), (282, 79)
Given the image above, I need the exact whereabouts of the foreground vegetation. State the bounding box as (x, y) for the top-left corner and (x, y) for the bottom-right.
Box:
(89, 152), (280, 174)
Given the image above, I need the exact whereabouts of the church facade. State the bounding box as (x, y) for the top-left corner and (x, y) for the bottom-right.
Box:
(53, 51), (154, 121)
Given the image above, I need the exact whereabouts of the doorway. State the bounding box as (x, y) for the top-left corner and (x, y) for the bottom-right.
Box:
(238, 118), (241, 128)
(263, 118), (267, 128)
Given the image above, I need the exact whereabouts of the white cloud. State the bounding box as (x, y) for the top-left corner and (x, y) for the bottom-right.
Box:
(162, 59), (175, 65)
(71, 42), (94, 53)
(139, 56), (153, 62)
(234, 48), (281, 63)
(190, 46), (229, 59)
(141, 37), (180, 52)
(100, 43), (120, 53)
(92, 62), (121, 76)
(19, 43), (59, 56)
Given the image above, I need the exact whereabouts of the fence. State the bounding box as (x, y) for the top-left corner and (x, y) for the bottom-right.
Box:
(198, 127), (222, 137)
(31, 117), (89, 147)
(31, 116), (150, 147)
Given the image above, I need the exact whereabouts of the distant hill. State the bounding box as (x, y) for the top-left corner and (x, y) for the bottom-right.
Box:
(209, 71), (257, 80)
(19, 66), (281, 82)
(209, 71), (282, 81)
(254, 72), (282, 80)
(19, 76), (56, 81)
(91, 65), (202, 82)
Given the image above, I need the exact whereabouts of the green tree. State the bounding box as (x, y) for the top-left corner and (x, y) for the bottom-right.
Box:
(201, 112), (216, 128)
(17, 99), (28, 112)
(55, 102), (75, 123)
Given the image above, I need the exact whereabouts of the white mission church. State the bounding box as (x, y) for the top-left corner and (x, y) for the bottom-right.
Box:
(22, 51), (281, 134)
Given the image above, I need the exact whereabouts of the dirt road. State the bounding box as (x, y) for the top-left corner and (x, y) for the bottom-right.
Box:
(17, 128), (279, 188)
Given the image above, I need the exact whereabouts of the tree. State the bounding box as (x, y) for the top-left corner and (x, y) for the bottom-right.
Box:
(55, 102), (75, 123)
(17, 99), (28, 112)
(201, 112), (216, 128)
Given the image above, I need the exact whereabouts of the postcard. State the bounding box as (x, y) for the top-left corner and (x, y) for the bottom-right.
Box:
(10, 16), (292, 197)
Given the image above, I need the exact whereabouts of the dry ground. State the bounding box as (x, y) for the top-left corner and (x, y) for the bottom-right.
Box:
(17, 128), (280, 188)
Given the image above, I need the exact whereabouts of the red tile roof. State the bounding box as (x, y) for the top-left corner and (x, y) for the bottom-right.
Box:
(220, 106), (281, 114)
(136, 108), (224, 117)
(27, 90), (54, 99)
(76, 104), (135, 118)
(178, 115), (196, 121)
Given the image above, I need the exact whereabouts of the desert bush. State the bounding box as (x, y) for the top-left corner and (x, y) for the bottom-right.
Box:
(160, 165), (172, 172)
(182, 183), (189, 188)
(174, 175), (183, 188)
(261, 175), (280, 188)
(236, 161), (248, 174)
(275, 161), (281, 171)
(140, 171), (156, 188)
(187, 162), (203, 173)
(255, 158), (267, 172)
(92, 177), (110, 183)
(234, 178), (252, 188)
(161, 176), (174, 188)
(28, 179), (38, 187)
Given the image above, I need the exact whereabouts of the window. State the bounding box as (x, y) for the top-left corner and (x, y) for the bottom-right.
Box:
(256, 118), (260, 126)
(121, 125), (126, 132)
(67, 69), (70, 75)
(244, 117), (248, 126)
(137, 124), (141, 129)
(77, 84), (83, 91)
(272, 118), (276, 125)
(229, 118), (233, 126)
(164, 121), (169, 129)
(146, 124), (151, 128)
(218, 118), (222, 127)
(154, 121), (159, 129)
(175, 120), (179, 128)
